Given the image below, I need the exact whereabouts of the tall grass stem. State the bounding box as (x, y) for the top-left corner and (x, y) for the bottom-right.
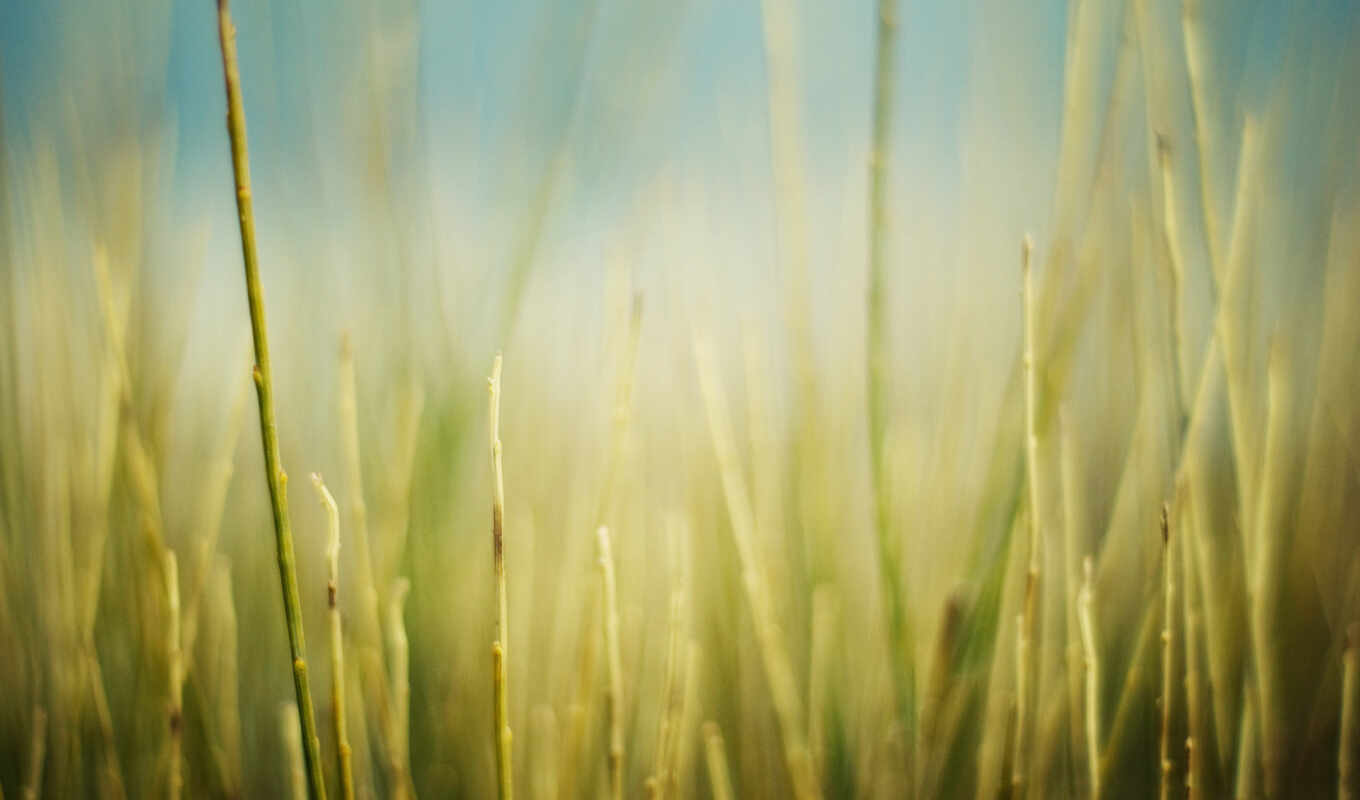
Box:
(489, 354), (514, 800)
(312, 475), (355, 800)
(215, 2), (326, 795)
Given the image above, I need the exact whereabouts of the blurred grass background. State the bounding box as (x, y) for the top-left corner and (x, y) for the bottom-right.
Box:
(1, 0), (1358, 797)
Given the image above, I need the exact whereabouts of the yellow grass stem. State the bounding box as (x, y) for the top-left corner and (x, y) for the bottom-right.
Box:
(917, 592), (964, 799)
(489, 354), (514, 800)
(651, 523), (687, 800)
(215, 2), (325, 796)
(312, 475), (355, 800)
(596, 526), (624, 800)
(1059, 409), (1088, 788)
(22, 707), (46, 800)
(757, 0), (816, 424)
(556, 581), (599, 800)
(1158, 504), (1178, 800)
(693, 332), (821, 800)
(1015, 234), (1041, 796)
(1155, 137), (1189, 429)
(1078, 557), (1100, 800)
(1099, 606), (1160, 784)
(808, 585), (838, 782)
(1248, 343), (1292, 796)
(1011, 610), (1029, 796)
(703, 722), (736, 800)
(863, 0), (916, 757)
(338, 336), (379, 646)
(1234, 676), (1259, 800)
(1181, 503), (1205, 800)
(1341, 623), (1358, 800)
(387, 578), (414, 800)
(210, 561), (245, 797)
(165, 551), (183, 800)
(337, 336), (391, 797)
(671, 641), (702, 798)
(180, 366), (250, 674)
(1180, 0), (1224, 282)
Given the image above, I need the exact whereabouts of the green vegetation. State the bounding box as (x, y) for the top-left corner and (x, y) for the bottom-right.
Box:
(0, 0), (1357, 798)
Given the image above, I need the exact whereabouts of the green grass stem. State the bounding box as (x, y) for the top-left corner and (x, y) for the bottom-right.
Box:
(215, 2), (326, 796)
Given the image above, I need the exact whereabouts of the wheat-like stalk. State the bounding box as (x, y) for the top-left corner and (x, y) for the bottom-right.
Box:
(650, 521), (686, 800)
(387, 578), (414, 800)
(1249, 343), (1292, 797)
(337, 336), (387, 798)
(863, 0), (916, 757)
(703, 722), (736, 800)
(165, 550), (184, 800)
(22, 706), (47, 800)
(1014, 234), (1041, 796)
(312, 475), (355, 800)
(671, 641), (702, 798)
(1158, 504), (1178, 800)
(693, 331), (821, 800)
(215, 2), (326, 796)
(1234, 675), (1260, 799)
(596, 525), (624, 800)
(1181, 501), (1205, 800)
(1341, 623), (1359, 800)
(489, 354), (514, 800)
(1078, 557), (1100, 800)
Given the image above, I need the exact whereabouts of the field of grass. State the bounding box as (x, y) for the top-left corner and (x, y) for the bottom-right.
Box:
(0, 0), (1358, 797)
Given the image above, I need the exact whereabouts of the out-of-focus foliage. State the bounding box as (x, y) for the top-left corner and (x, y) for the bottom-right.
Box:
(0, 0), (1357, 796)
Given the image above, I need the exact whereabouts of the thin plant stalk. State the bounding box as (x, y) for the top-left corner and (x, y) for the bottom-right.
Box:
(1059, 409), (1088, 786)
(338, 336), (391, 797)
(1180, 0), (1224, 282)
(808, 585), (838, 782)
(212, 561), (246, 797)
(1099, 606), (1160, 783)
(180, 364), (250, 674)
(1181, 505), (1205, 800)
(703, 722), (736, 800)
(23, 706), (46, 800)
(1155, 137), (1190, 430)
(1012, 610), (1029, 796)
(556, 581), (600, 800)
(1078, 557), (1100, 800)
(312, 475), (355, 800)
(1341, 623), (1359, 800)
(596, 526), (624, 800)
(1014, 234), (1041, 796)
(864, 0), (916, 760)
(215, 2), (326, 796)
(166, 551), (184, 800)
(651, 522), (686, 800)
(917, 593), (964, 799)
(558, 295), (641, 800)
(489, 354), (514, 800)
(671, 641), (702, 798)
(1158, 504), (1177, 800)
(1235, 676), (1260, 800)
(756, 0), (817, 447)
(1248, 344), (1292, 797)
(387, 579), (414, 800)
(337, 335), (379, 646)
(692, 332), (821, 800)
